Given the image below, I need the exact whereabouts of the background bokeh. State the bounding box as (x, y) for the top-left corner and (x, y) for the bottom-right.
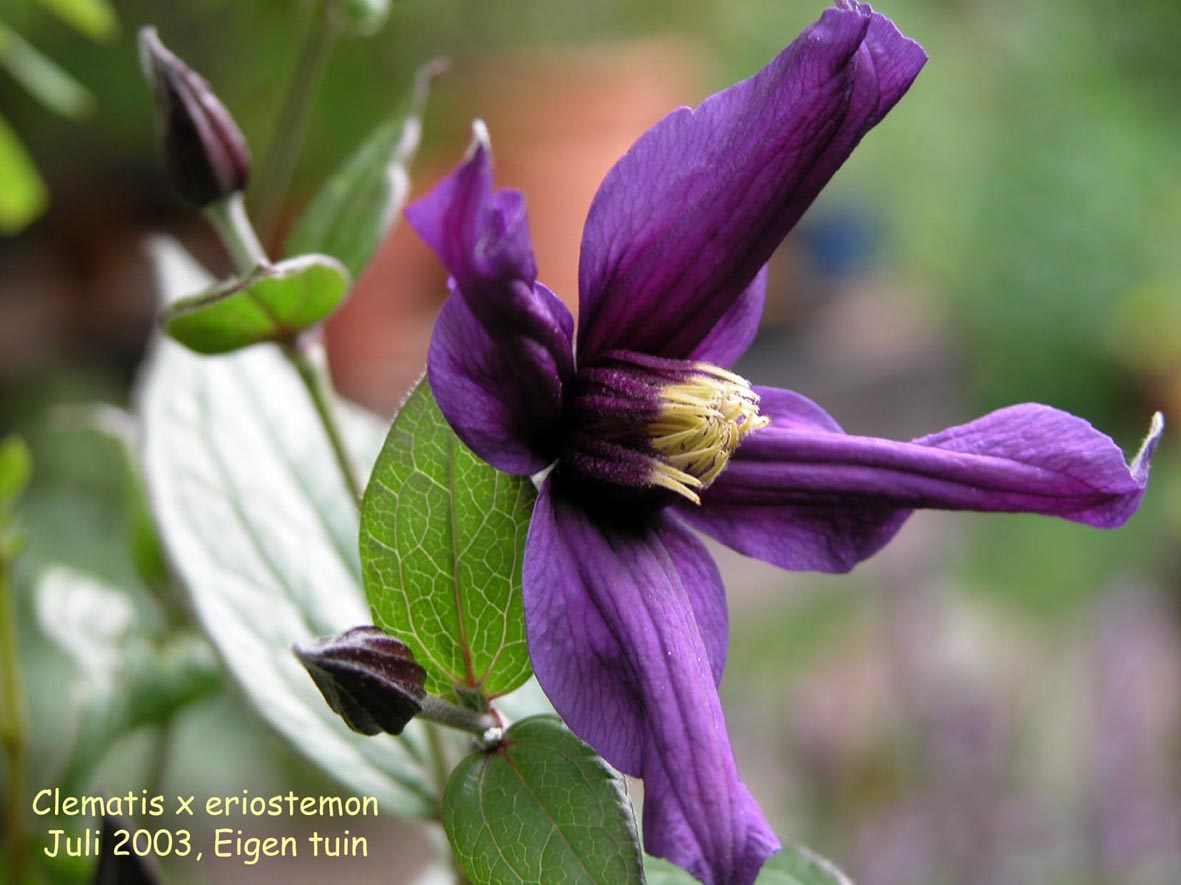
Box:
(1, 0), (1179, 882)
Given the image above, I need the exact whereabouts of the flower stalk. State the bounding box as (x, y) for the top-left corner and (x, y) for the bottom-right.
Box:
(419, 695), (499, 737)
(202, 189), (363, 507)
(203, 193), (268, 271)
(280, 339), (364, 506)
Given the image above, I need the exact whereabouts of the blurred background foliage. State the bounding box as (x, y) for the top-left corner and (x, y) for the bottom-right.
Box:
(1, 0), (1178, 882)
(0, 0), (115, 231)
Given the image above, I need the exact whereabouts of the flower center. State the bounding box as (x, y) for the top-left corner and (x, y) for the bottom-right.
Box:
(561, 351), (769, 506)
(646, 365), (769, 503)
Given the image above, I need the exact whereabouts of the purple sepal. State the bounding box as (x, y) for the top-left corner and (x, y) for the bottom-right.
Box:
(524, 479), (778, 884)
(294, 626), (427, 736)
(428, 278), (573, 475)
(408, 134), (575, 475)
(682, 390), (1164, 573)
(575, 3), (926, 364)
(689, 266), (768, 369)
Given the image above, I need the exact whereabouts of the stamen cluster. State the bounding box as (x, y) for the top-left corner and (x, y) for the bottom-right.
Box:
(648, 365), (769, 503)
(562, 352), (767, 505)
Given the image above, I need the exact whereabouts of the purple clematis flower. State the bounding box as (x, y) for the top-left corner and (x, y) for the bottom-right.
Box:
(405, 3), (1163, 883)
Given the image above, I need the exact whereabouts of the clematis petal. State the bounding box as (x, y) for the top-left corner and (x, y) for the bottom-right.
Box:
(408, 133), (574, 475)
(689, 266), (767, 369)
(427, 280), (572, 475)
(577, 3), (926, 363)
(681, 390), (1163, 573)
(524, 478), (778, 884)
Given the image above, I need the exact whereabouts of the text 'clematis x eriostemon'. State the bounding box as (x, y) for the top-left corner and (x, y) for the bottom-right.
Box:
(404, 2), (1163, 883)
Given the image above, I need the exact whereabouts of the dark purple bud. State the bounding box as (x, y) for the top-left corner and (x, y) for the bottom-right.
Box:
(92, 815), (161, 885)
(138, 27), (250, 208)
(294, 626), (426, 736)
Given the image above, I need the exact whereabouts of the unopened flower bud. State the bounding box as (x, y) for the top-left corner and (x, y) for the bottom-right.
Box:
(139, 27), (250, 208)
(294, 626), (426, 736)
(93, 815), (161, 885)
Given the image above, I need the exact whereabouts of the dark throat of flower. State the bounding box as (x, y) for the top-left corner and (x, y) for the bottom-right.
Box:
(561, 352), (768, 506)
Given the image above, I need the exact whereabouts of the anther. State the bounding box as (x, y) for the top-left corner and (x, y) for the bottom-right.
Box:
(647, 363), (769, 503)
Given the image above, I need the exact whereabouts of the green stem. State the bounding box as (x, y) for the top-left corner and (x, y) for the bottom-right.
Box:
(0, 552), (28, 883)
(203, 193), (362, 507)
(251, 0), (341, 245)
(280, 340), (364, 506)
(204, 193), (268, 268)
(420, 696), (498, 737)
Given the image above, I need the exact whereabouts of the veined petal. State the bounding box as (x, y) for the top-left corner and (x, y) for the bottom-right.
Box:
(407, 131), (536, 294)
(577, 3), (926, 363)
(688, 266), (767, 369)
(409, 134), (574, 474)
(524, 478), (777, 884)
(428, 280), (572, 475)
(681, 390), (1163, 573)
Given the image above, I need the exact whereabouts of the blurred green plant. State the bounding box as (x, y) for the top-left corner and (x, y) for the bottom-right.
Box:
(0, 0), (116, 233)
(0, 435), (33, 881)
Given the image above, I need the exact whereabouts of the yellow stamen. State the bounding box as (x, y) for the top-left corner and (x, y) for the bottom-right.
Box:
(647, 363), (769, 504)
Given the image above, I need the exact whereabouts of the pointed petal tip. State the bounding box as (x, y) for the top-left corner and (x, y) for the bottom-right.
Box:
(404, 120), (493, 245)
(467, 118), (491, 159)
(411, 132), (570, 474)
(1132, 411), (1165, 482)
(691, 397), (1161, 570)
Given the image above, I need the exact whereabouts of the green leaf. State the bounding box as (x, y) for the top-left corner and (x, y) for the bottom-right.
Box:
(138, 237), (437, 816)
(284, 61), (439, 280)
(34, 566), (223, 791)
(644, 845), (856, 885)
(0, 113), (48, 233)
(0, 22), (94, 119)
(161, 254), (350, 355)
(51, 404), (169, 590)
(35, 0), (119, 42)
(360, 379), (536, 702)
(0, 435), (32, 506)
(444, 716), (644, 885)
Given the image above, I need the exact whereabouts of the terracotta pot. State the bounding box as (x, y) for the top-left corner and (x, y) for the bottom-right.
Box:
(324, 38), (706, 415)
